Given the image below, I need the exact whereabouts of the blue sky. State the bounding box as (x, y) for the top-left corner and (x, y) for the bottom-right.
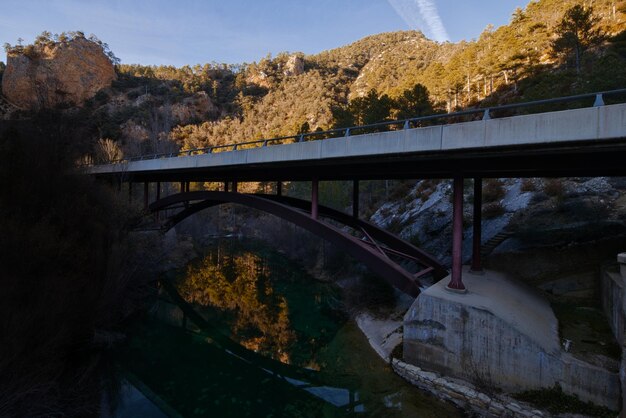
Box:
(1, 0), (526, 66)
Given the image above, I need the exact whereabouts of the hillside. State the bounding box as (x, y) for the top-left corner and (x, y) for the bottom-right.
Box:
(117, 0), (626, 157)
(0, 0), (625, 162)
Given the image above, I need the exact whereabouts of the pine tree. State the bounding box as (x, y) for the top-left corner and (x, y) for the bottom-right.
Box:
(552, 5), (604, 73)
(393, 84), (434, 120)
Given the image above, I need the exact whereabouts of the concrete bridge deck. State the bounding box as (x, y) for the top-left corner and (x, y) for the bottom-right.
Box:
(89, 103), (626, 182)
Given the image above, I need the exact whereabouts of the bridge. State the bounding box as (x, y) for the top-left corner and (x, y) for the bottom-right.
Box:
(88, 90), (626, 297)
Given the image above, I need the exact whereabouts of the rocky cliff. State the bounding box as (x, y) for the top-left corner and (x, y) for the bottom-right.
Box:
(2, 37), (116, 109)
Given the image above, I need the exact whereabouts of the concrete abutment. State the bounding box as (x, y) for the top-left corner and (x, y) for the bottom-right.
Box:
(602, 252), (626, 416)
(403, 268), (621, 411)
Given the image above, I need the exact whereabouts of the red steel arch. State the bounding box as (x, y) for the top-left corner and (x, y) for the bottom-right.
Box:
(150, 191), (447, 297)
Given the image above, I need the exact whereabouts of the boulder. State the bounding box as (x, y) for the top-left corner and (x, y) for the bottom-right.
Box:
(2, 37), (116, 109)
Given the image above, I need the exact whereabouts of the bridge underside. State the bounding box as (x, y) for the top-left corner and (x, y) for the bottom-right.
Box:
(105, 139), (626, 184)
(149, 191), (448, 298)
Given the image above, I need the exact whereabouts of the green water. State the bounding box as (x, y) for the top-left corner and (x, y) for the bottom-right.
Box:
(117, 238), (461, 417)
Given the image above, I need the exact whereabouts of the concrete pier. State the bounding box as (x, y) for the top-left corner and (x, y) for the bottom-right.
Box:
(404, 267), (620, 410)
(603, 253), (626, 416)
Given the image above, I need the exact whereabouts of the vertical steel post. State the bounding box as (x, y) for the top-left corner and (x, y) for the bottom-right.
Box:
(155, 182), (161, 221)
(224, 182), (229, 192)
(185, 182), (190, 193)
(232, 181), (238, 193)
(471, 177), (483, 273)
(352, 180), (359, 219)
(447, 177), (466, 292)
(277, 181), (282, 196)
(311, 178), (319, 220)
(183, 182), (190, 208)
(143, 182), (149, 211)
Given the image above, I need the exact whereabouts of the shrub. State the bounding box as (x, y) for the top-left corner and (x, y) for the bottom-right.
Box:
(23, 44), (38, 59)
(515, 384), (615, 417)
(483, 202), (505, 219)
(0, 117), (150, 417)
(94, 89), (109, 103)
(543, 178), (565, 197)
(416, 179), (439, 202)
(521, 178), (537, 192)
(388, 180), (414, 202)
(483, 179), (506, 203)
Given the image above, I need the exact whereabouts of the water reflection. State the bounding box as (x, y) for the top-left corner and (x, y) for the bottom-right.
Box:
(116, 238), (461, 417)
(178, 250), (295, 362)
(176, 239), (344, 368)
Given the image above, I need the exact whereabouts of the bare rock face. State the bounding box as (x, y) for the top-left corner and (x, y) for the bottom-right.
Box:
(2, 37), (116, 109)
(170, 91), (219, 123)
(246, 71), (272, 89)
(120, 120), (149, 143)
(283, 55), (304, 76)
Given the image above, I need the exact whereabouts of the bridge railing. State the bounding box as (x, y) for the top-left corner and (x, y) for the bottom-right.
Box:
(95, 88), (626, 166)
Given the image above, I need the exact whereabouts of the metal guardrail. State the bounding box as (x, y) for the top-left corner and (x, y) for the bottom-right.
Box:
(94, 88), (626, 166)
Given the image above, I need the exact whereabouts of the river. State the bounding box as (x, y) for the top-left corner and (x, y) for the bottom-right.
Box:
(114, 238), (461, 417)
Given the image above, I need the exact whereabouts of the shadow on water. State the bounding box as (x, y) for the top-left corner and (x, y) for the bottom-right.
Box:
(115, 238), (461, 417)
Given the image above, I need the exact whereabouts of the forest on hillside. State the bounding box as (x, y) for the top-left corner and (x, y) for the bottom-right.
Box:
(1, 0), (626, 172)
(97, 0), (626, 161)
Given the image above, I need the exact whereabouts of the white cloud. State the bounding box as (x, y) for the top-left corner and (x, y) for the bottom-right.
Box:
(387, 0), (450, 42)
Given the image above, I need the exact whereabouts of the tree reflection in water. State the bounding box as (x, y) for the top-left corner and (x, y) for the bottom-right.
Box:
(119, 239), (462, 417)
(176, 239), (343, 367)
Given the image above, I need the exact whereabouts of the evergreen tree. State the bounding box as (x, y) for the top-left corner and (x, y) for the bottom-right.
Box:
(393, 84), (434, 120)
(349, 90), (392, 126)
(552, 5), (604, 73)
(296, 121), (310, 134)
(331, 105), (355, 129)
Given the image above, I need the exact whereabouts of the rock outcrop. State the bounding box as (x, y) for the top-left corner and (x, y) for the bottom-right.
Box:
(170, 91), (218, 123)
(283, 54), (304, 76)
(2, 37), (116, 109)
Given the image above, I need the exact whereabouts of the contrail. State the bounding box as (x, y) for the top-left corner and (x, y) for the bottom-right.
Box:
(387, 0), (450, 42)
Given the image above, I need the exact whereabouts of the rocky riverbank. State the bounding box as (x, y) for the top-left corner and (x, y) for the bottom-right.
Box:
(354, 296), (615, 418)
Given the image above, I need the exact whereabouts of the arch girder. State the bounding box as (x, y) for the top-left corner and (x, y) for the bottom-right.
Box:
(150, 191), (441, 297)
(256, 194), (447, 279)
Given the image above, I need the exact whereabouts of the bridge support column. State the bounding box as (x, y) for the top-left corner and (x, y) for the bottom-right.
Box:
(471, 177), (483, 273)
(232, 181), (238, 193)
(277, 181), (282, 196)
(353, 180), (359, 219)
(156, 182), (161, 220)
(311, 179), (319, 220)
(224, 182), (229, 192)
(180, 182), (190, 208)
(447, 177), (467, 293)
(143, 182), (149, 211)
